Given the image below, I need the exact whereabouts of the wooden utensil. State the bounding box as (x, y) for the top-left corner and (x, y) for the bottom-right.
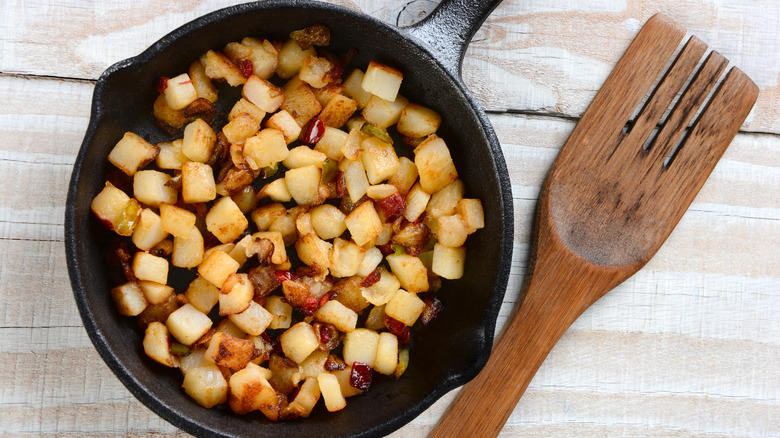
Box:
(429, 13), (758, 438)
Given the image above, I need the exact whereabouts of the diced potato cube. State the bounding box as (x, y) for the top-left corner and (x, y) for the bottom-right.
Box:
(432, 243), (466, 279)
(286, 377), (321, 417)
(241, 37), (279, 79)
(188, 60), (218, 103)
(342, 127), (366, 161)
(228, 97), (266, 123)
(179, 349), (208, 375)
(314, 300), (358, 332)
(243, 128), (289, 170)
(397, 103), (442, 138)
(374, 223), (393, 246)
(167, 303), (213, 346)
(138, 280), (173, 305)
(133, 170), (176, 207)
(386, 254), (429, 293)
(172, 226), (204, 268)
(341, 157), (369, 202)
(219, 272), (253, 315)
(344, 200), (382, 246)
(230, 301), (273, 336)
(265, 110), (301, 144)
(228, 362), (277, 414)
(198, 250), (240, 288)
(276, 39), (317, 79)
(108, 132), (159, 176)
(222, 112), (261, 144)
(252, 231), (288, 264)
(309, 204), (346, 240)
(362, 94), (408, 129)
(292, 350), (328, 386)
(319, 94), (358, 128)
(356, 246), (383, 277)
(342, 69), (372, 108)
(243, 75), (285, 113)
(258, 178), (292, 202)
(183, 364), (228, 408)
(185, 276), (220, 314)
(182, 118), (216, 163)
(155, 139), (187, 170)
(385, 289), (426, 326)
(314, 127), (348, 161)
(361, 137), (400, 184)
(415, 135), (458, 194)
(343, 328), (379, 367)
(329, 238), (365, 278)
(299, 55), (335, 89)
(295, 232), (332, 270)
(270, 210), (300, 246)
(215, 318), (247, 339)
(374, 332), (399, 375)
(250, 203), (286, 231)
(313, 83), (344, 107)
(164, 73), (198, 110)
(181, 161), (216, 203)
(361, 267), (400, 306)
(285, 165), (321, 205)
(318, 373), (346, 412)
(279, 322), (319, 364)
(402, 183), (430, 224)
(332, 276), (370, 312)
(264, 295), (293, 330)
(143, 321), (178, 367)
(159, 203), (196, 237)
(90, 182), (135, 235)
(206, 197), (248, 244)
(361, 60), (403, 102)
(200, 50), (246, 86)
(366, 184), (398, 200)
(437, 214), (469, 247)
(281, 78), (322, 126)
(457, 198), (485, 233)
(132, 251), (168, 284)
(132, 208), (168, 251)
(427, 179), (465, 218)
(205, 331), (257, 371)
(282, 146), (326, 169)
(111, 281), (147, 316)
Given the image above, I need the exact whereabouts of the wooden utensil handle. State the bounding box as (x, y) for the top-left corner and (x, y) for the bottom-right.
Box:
(429, 226), (619, 437)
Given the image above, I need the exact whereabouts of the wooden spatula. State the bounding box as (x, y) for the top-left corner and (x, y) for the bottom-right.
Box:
(429, 13), (758, 438)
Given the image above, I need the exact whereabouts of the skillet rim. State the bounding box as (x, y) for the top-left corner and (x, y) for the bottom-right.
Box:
(65, 1), (514, 436)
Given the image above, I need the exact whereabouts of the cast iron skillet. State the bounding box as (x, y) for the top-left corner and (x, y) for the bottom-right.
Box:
(65, 0), (513, 436)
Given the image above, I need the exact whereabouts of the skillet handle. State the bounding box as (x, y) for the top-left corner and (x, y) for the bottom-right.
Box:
(405, 0), (503, 76)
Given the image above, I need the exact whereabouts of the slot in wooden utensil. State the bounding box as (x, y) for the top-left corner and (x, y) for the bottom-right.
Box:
(429, 13), (758, 438)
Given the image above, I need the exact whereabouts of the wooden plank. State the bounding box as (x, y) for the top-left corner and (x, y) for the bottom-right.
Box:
(1, 0), (777, 134)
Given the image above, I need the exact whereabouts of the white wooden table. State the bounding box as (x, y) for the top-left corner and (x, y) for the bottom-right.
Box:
(1, 0), (778, 436)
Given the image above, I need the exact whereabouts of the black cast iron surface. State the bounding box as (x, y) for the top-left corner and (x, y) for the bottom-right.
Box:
(65, 1), (513, 437)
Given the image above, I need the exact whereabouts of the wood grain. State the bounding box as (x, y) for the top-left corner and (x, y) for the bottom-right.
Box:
(1, 0), (778, 437)
(430, 14), (762, 437)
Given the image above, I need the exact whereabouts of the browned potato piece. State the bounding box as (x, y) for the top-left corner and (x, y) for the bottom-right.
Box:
(108, 132), (159, 176)
(414, 135), (458, 194)
(361, 60), (403, 102)
(189, 60), (218, 103)
(281, 78), (322, 126)
(319, 94), (358, 128)
(200, 50), (246, 86)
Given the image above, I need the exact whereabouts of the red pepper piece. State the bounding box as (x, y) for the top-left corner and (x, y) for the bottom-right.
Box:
(385, 316), (410, 344)
(156, 76), (169, 93)
(274, 270), (293, 283)
(238, 59), (253, 78)
(300, 118), (326, 145)
(378, 193), (405, 222)
(349, 362), (373, 391)
(360, 267), (381, 287)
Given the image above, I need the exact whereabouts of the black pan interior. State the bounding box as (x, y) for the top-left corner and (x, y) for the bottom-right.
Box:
(65, 1), (513, 437)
